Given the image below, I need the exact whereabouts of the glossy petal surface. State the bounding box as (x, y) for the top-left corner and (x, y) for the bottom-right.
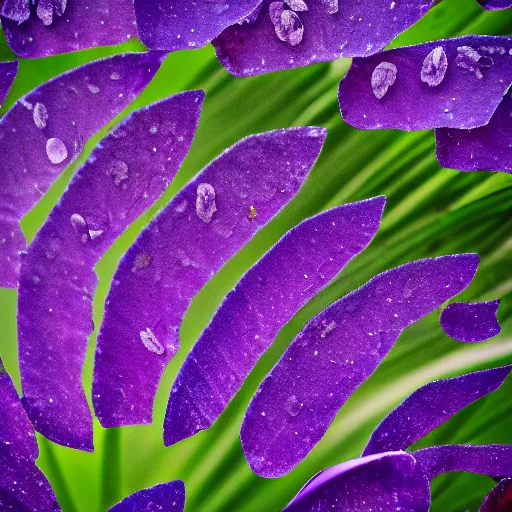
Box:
(93, 127), (326, 429)
(0, 61), (17, 107)
(135, 0), (262, 51)
(2, 1), (136, 58)
(436, 91), (512, 173)
(413, 444), (512, 480)
(0, 52), (164, 288)
(283, 451), (430, 512)
(480, 478), (512, 512)
(164, 197), (385, 447)
(0, 358), (38, 461)
(241, 254), (479, 478)
(17, 92), (203, 451)
(363, 366), (511, 456)
(0, 445), (60, 512)
(440, 300), (501, 342)
(213, 0), (434, 77)
(108, 481), (185, 512)
(338, 36), (512, 131)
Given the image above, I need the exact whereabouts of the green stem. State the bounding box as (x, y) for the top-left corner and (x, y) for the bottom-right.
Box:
(100, 428), (122, 511)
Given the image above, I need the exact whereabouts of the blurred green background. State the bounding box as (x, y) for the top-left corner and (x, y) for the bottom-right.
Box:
(1, 1), (512, 510)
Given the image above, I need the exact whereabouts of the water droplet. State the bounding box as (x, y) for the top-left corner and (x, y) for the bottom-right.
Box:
(285, 395), (302, 417)
(140, 328), (165, 355)
(107, 160), (129, 185)
(36, 1), (54, 25)
(70, 213), (88, 243)
(131, 253), (151, 272)
(286, 0), (308, 11)
(269, 3), (304, 47)
(248, 205), (257, 220)
(320, 320), (337, 338)
(371, 62), (397, 99)
(321, 0), (338, 14)
(88, 229), (103, 240)
(87, 84), (100, 94)
(149, 125), (158, 134)
(33, 102), (48, 129)
(196, 183), (217, 223)
(110, 71), (121, 80)
(46, 137), (68, 164)
(456, 46), (494, 79)
(421, 46), (447, 87)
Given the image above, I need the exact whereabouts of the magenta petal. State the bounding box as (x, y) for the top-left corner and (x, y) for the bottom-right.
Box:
(363, 365), (511, 456)
(163, 197), (385, 447)
(17, 92), (203, 451)
(0, 52), (164, 289)
(338, 36), (512, 131)
(108, 481), (185, 512)
(0, 61), (17, 106)
(2, 1), (136, 58)
(413, 444), (512, 480)
(0, 445), (60, 512)
(283, 451), (430, 512)
(476, 0), (512, 9)
(134, 0), (262, 51)
(480, 478), (512, 512)
(213, 0), (434, 77)
(93, 127), (327, 429)
(435, 92), (512, 173)
(241, 254), (479, 478)
(440, 300), (501, 343)
(0, 358), (38, 461)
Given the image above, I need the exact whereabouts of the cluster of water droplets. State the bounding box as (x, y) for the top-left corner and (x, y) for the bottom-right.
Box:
(69, 213), (104, 244)
(196, 183), (217, 223)
(1, 0), (67, 26)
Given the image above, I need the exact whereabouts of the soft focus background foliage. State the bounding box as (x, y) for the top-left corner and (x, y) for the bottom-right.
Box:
(0, 1), (512, 510)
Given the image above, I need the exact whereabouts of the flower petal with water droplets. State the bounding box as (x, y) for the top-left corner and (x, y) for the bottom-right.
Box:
(241, 254), (479, 478)
(283, 451), (430, 512)
(0, 60), (17, 106)
(93, 127), (327, 429)
(134, 0), (263, 51)
(413, 444), (512, 480)
(339, 36), (512, 131)
(363, 365), (511, 456)
(440, 300), (501, 342)
(435, 91), (512, 173)
(2, 0), (137, 58)
(163, 197), (386, 447)
(0, 52), (164, 289)
(213, 0), (433, 77)
(108, 481), (185, 512)
(17, 92), (203, 451)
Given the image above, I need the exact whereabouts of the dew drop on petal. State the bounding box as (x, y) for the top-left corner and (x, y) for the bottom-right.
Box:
(285, 395), (302, 417)
(269, 1), (284, 25)
(321, 0), (338, 14)
(286, 0), (308, 12)
(456, 46), (494, 79)
(87, 84), (100, 94)
(140, 328), (165, 355)
(110, 71), (121, 80)
(248, 205), (257, 220)
(33, 102), (49, 129)
(46, 137), (68, 164)
(70, 213), (89, 243)
(107, 160), (129, 185)
(36, 0), (54, 25)
(196, 183), (217, 224)
(421, 46), (448, 87)
(276, 10), (304, 47)
(88, 229), (103, 240)
(371, 62), (398, 100)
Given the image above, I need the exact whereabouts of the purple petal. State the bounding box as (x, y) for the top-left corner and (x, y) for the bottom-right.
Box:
(2, 1), (136, 58)
(0, 51), (164, 289)
(0, 60), (17, 106)
(0, 444), (60, 512)
(435, 91), (512, 173)
(108, 481), (185, 512)
(480, 478), (512, 512)
(0, 358), (38, 461)
(164, 197), (386, 447)
(363, 365), (511, 457)
(134, 0), (263, 51)
(213, 0), (434, 77)
(283, 451), (430, 512)
(92, 126), (327, 429)
(413, 444), (512, 480)
(440, 300), (501, 342)
(17, 91), (203, 451)
(338, 36), (512, 131)
(241, 254), (479, 478)
(476, 0), (512, 9)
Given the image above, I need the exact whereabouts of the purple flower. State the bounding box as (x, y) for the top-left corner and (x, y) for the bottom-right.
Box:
(1, 0), (137, 58)
(338, 35), (512, 173)
(284, 365), (512, 510)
